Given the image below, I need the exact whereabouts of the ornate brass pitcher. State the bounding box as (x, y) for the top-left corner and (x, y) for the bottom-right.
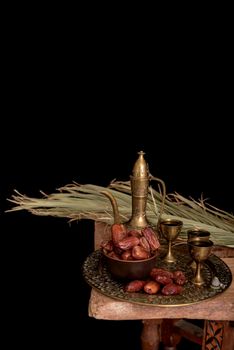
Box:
(102, 151), (166, 231)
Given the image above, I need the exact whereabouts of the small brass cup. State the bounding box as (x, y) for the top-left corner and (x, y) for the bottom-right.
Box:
(187, 229), (211, 269)
(187, 229), (210, 242)
(188, 240), (213, 286)
(159, 219), (183, 263)
(187, 228), (210, 270)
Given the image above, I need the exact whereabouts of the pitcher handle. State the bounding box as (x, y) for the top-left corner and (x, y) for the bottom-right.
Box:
(149, 175), (166, 230)
(101, 190), (121, 224)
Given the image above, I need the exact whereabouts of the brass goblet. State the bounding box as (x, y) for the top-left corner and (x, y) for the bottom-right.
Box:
(187, 229), (210, 269)
(187, 229), (210, 242)
(159, 219), (183, 263)
(188, 240), (213, 286)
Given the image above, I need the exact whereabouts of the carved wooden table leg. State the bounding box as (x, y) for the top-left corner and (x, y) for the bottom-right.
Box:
(202, 320), (234, 350)
(141, 319), (162, 350)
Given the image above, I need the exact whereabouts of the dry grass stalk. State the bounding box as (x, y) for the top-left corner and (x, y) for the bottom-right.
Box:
(6, 180), (234, 246)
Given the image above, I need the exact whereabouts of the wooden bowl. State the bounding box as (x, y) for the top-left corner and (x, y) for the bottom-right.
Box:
(103, 252), (158, 280)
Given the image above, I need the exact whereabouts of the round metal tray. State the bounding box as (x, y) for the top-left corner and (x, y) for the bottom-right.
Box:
(82, 245), (232, 306)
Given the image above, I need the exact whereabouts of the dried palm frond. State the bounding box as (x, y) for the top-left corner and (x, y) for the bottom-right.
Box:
(6, 180), (234, 246)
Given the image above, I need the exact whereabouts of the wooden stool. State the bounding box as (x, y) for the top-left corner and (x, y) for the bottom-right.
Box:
(88, 222), (234, 350)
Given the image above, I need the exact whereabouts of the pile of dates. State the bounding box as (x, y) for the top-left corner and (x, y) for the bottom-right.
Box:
(101, 223), (160, 260)
(125, 268), (186, 295)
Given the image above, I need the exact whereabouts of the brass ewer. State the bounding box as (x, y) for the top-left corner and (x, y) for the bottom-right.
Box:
(126, 151), (151, 228)
(126, 151), (166, 230)
(102, 151), (166, 231)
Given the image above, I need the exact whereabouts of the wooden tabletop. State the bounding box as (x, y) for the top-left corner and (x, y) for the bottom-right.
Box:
(88, 222), (234, 321)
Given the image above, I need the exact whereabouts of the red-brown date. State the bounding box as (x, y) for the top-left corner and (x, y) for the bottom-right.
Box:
(125, 280), (146, 292)
(128, 230), (142, 238)
(100, 240), (113, 253)
(132, 245), (150, 260)
(144, 281), (161, 294)
(142, 227), (160, 251)
(173, 271), (186, 285)
(150, 268), (173, 280)
(139, 236), (150, 252)
(154, 274), (173, 285)
(117, 236), (140, 250)
(111, 223), (127, 245)
(121, 250), (133, 260)
(161, 283), (183, 295)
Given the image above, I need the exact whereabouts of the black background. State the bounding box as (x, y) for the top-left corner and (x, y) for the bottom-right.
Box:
(1, 121), (233, 349)
(1, 18), (233, 349)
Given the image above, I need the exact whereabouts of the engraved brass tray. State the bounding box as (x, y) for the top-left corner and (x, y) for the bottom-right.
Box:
(82, 245), (232, 306)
